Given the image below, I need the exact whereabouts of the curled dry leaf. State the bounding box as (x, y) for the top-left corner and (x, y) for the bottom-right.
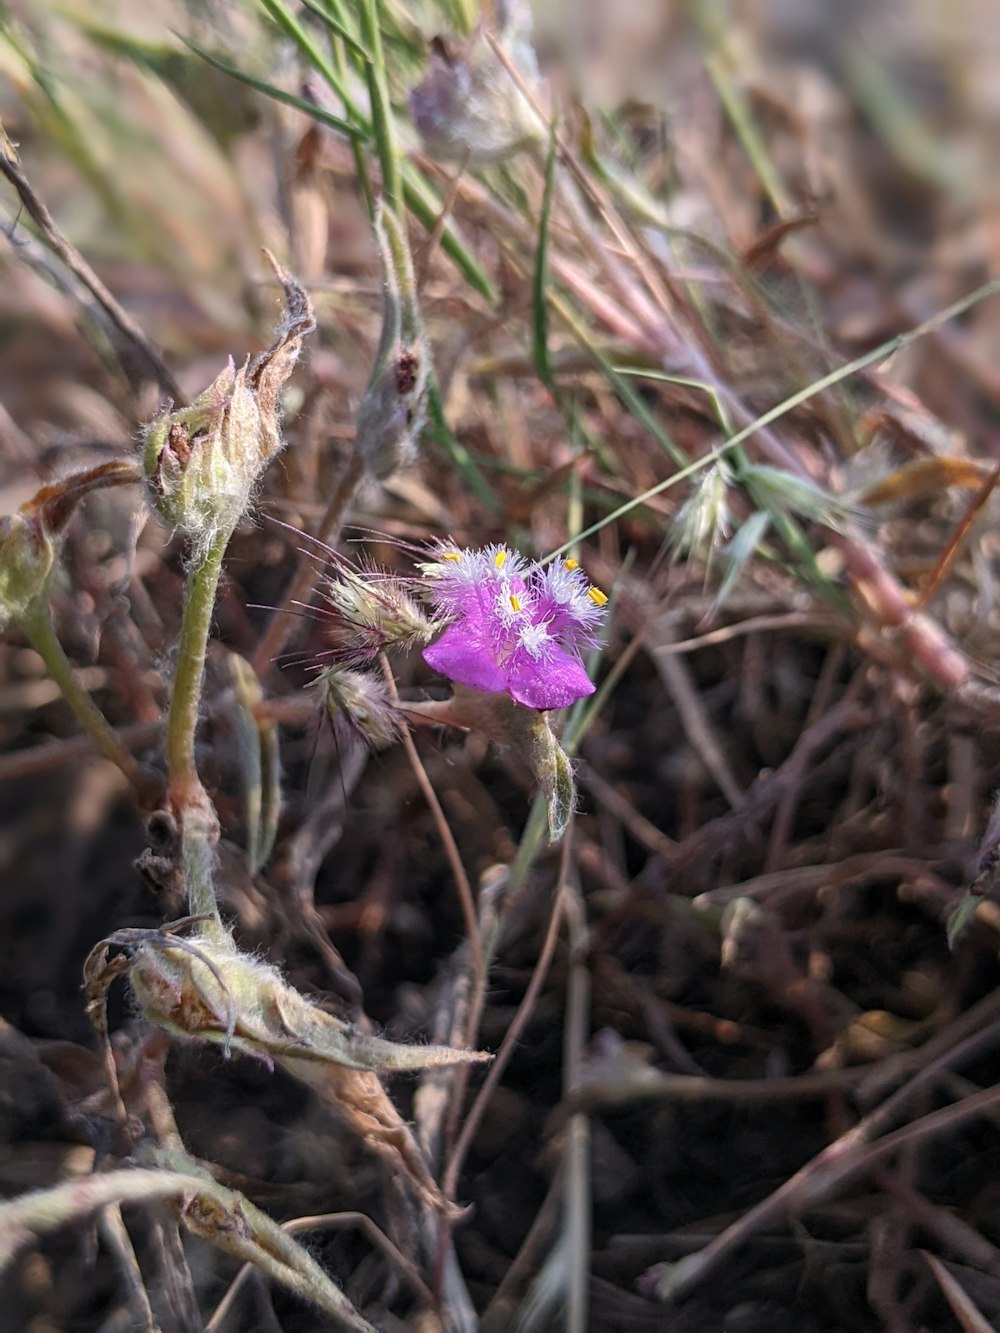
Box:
(86, 923), (491, 1213)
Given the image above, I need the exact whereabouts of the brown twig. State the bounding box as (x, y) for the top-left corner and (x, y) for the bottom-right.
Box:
(0, 720), (160, 783)
(443, 833), (571, 1201)
(649, 623), (744, 809)
(561, 876), (591, 1333)
(380, 657), (483, 986)
(379, 656), (487, 1166)
(649, 1019), (1000, 1304)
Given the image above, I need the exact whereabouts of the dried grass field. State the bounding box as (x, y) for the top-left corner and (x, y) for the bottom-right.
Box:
(0, 1), (998, 1329)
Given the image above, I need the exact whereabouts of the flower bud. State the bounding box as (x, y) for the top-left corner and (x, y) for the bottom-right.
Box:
(316, 666), (404, 750)
(0, 512), (54, 630)
(409, 1), (544, 167)
(319, 562), (435, 664)
(142, 253), (314, 547)
(0, 460), (140, 629)
(87, 926), (490, 1217)
(354, 205), (430, 480)
(433, 685), (578, 842)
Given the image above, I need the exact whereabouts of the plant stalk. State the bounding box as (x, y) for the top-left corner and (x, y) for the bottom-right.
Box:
(20, 598), (150, 798)
(166, 528), (231, 812)
(165, 526), (234, 927)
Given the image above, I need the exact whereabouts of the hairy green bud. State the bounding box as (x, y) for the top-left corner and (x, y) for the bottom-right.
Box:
(89, 925), (488, 1074)
(354, 205), (430, 480)
(143, 253), (314, 547)
(86, 925), (491, 1216)
(409, 1), (543, 167)
(432, 685), (578, 842)
(0, 460), (140, 630)
(0, 512), (54, 630)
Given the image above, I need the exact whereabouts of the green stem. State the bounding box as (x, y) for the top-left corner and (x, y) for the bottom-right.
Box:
(165, 527), (233, 928)
(358, 0), (403, 216)
(20, 598), (148, 796)
(166, 528), (230, 810)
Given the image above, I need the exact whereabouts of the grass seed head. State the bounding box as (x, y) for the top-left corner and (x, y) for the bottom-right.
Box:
(315, 665), (404, 750)
(319, 568), (435, 664)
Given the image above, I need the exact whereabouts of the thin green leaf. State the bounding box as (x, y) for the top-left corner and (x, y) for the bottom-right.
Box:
(947, 892), (982, 951)
(257, 0), (355, 110)
(425, 381), (501, 512)
(554, 300), (688, 466)
(181, 37), (362, 141)
(358, 0), (403, 216)
(186, 36), (496, 299)
(547, 278), (1000, 559)
(298, 0), (367, 59)
(616, 367), (734, 434)
(762, 507), (845, 607)
(531, 120), (558, 391)
(741, 463), (862, 531)
(400, 167), (498, 302)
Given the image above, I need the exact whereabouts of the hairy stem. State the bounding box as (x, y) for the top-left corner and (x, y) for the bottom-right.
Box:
(0, 1166), (377, 1331)
(165, 527), (234, 927)
(358, 0), (403, 217)
(166, 528), (231, 813)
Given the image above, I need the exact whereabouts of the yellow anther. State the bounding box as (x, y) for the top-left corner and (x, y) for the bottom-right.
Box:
(509, 593), (522, 612)
(588, 586), (608, 606)
(564, 558), (579, 570)
(494, 549), (508, 569)
(441, 550), (461, 562)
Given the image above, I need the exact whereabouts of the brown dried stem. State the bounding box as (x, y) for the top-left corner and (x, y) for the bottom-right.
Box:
(443, 832), (572, 1201)
(650, 1018), (1000, 1304)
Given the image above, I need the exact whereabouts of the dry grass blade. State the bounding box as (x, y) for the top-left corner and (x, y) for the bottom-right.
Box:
(922, 1251), (995, 1333)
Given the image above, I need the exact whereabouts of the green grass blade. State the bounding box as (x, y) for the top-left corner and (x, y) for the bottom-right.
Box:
(186, 34), (496, 299)
(257, 0), (356, 112)
(358, 0), (403, 216)
(547, 278), (1000, 558)
(426, 381), (501, 512)
(554, 299), (687, 466)
(298, 0), (367, 59)
(181, 38), (362, 141)
(401, 166), (498, 303)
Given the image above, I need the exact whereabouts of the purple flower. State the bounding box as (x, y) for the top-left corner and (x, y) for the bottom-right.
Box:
(421, 543), (607, 710)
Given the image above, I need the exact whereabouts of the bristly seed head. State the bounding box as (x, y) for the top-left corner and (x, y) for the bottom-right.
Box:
(318, 566), (435, 666)
(315, 665), (404, 750)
